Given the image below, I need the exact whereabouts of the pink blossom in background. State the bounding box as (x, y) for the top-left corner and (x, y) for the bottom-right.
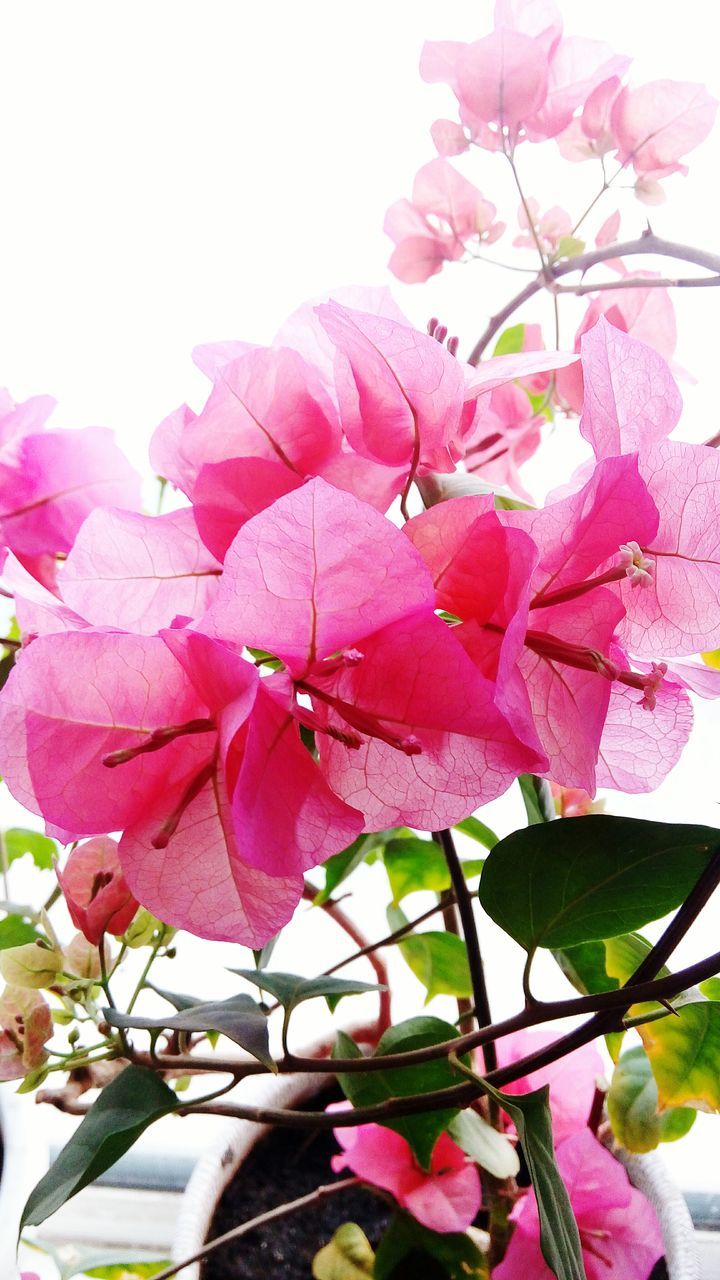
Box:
(55, 837), (138, 944)
(492, 1030), (603, 1145)
(611, 80), (718, 180)
(513, 199), (572, 254)
(550, 782), (595, 817)
(330, 1108), (481, 1234)
(555, 293), (677, 415)
(493, 1129), (663, 1280)
(385, 158), (504, 283)
(0, 986), (52, 1081)
(462, 381), (544, 501)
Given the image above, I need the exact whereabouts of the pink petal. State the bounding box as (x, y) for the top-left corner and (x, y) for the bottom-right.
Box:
(190, 457), (303, 560)
(596, 671), (693, 793)
(612, 80), (718, 175)
(201, 478), (435, 673)
(526, 40), (630, 141)
(455, 31), (549, 135)
(496, 1030), (604, 1144)
(318, 611), (545, 828)
(621, 440), (720, 655)
(579, 318), (682, 459)
(430, 119), (469, 156)
(0, 390), (56, 448)
(120, 768), (303, 946)
(60, 507), (222, 633)
(0, 630), (213, 835)
(56, 836), (138, 943)
(493, 0), (563, 55)
(0, 427), (141, 557)
(403, 1160), (481, 1233)
(316, 302), (466, 473)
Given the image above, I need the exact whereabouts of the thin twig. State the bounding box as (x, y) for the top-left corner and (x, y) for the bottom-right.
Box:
(435, 829), (496, 1073)
(150, 1177), (360, 1280)
(302, 883), (391, 1035)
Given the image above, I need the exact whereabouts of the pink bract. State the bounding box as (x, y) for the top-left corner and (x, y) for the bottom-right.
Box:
(56, 837), (139, 944)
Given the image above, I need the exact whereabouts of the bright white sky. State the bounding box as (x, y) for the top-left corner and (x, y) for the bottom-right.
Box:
(2, 1), (720, 1233)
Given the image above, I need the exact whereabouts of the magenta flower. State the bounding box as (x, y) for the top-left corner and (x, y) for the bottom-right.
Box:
(56, 837), (139, 945)
(493, 1029), (603, 1145)
(493, 1129), (663, 1280)
(330, 1110), (481, 1235)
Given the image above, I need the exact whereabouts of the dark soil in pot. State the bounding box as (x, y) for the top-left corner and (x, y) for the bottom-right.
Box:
(203, 1084), (391, 1280)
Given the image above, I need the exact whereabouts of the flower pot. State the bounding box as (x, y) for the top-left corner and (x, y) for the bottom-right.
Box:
(172, 1073), (698, 1280)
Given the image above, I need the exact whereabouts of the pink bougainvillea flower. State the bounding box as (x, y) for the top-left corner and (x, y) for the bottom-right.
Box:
(611, 79), (718, 179)
(0, 985), (52, 1081)
(462, 382), (544, 502)
(330, 1109), (481, 1234)
(596, 663), (693, 793)
(493, 1029), (603, 1144)
(578, 317), (682, 460)
(55, 837), (139, 944)
(201, 478), (544, 830)
(59, 506), (222, 634)
(524, 38), (629, 143)
(557, 75), (623, 162)
(0, 426), (141, 560)
(550, 782), (596, 817)
(493, 0), (563, 57)
(513, 198), (572, 254)
(385, 158), (504, 283)
(430, 118), (469, 157)
(493, 1128), (663, 1280)
(0, 387), (56, 448)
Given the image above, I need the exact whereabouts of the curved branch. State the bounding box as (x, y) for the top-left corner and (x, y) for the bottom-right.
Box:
(468, 231), (720, 365)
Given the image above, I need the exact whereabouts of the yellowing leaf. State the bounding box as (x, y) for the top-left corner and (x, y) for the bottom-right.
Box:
(312, 1223), (374, 1280)
(641, 1001), (720, 1112)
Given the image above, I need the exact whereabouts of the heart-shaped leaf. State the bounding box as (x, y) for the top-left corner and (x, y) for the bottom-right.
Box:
(479, 816), (718, 951)
(21, 1066), (177, 1229)
(232, 969), (383, 1018)
(383, 837), (483, 903)
(104, 994), (274, 1070)
(607, 1046), (695, 1153)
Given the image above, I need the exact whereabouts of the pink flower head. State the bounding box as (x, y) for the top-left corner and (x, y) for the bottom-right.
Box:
(330, 1108), (481, 1235)
(462, 381), (544, 502)
(611, 79), (718, 180)
(493, 1129), (663, 1280)
(56, 837), (139, 944)
(513, 199), (572, 254)
(0, 985), (52, 1081)
(550, 782), (595, 818)
(492, 1029), (603, 1144)
(385, 159), (503, 284)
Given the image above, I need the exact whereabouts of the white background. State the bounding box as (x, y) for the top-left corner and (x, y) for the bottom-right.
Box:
(1, 0), (720, 1262)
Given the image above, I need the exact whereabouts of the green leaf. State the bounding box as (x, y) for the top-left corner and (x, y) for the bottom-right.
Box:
(334, 1016), (463, 1169)
(554, 235), (586, 260)
(252, 930), (281, 971)
(483, 1082), (586, 1280)
(65, 1254), (171, 1280)
(700, 977), (720, 1000)
(640, 1000), (720, 1112)
(492, 323), (526, 357)
(103, 994), (274, 1071)
(374, 1213), (487, 1280)
(21, 1066), (178, 1229)
(0, 914), (42, 950)
(479, 816), (718, 951)
(3, 828), (57, 871)
(383, 837), (483, 902)
(517, 774), (553, 824)
(552, 938), (624, 1060)
(232, 969), (382, 1019)
(454, 816), (498, 849)
(448, 1107), (520, 1178)
(316, 832), (392, 904)
(607, 1046), (695, 1153)
(312, 1223), (375, 1279)
(146, 982), (205, 1012)
(397, 931), (473, 1003)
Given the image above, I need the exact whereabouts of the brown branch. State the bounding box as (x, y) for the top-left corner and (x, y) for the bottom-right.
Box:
(554, 273), (720, 297)
(435, 829), (496, 1070)
(150, 1177), (361, 1280)
(468, 231), (720, 364)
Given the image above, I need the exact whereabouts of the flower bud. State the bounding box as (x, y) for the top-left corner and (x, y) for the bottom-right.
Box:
(56, 837), (138, 944)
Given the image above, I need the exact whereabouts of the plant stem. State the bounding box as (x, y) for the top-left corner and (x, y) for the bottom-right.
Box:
(323, 895), (455, 976)
(302, 883), (391, 1035)
(436, 829), (496, 1070)
(468, 231), (720, 364)
(149, 1178), (361, 1280)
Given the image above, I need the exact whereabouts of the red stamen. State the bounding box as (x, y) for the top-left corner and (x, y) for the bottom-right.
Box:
(103, 718), (215, 768)
(151, 756), (218, 850)
(296, 680), (422, 756)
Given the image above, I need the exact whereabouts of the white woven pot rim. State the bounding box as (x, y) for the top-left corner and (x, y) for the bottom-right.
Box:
(172, 1075), (699, 1280)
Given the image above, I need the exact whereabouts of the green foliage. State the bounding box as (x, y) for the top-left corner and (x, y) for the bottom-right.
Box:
(316, 831), (395, 903)
(0, 913), (42, 950)
(374, 1212), (488, 1279)
(554, 235), (586, 260)
(3, 827), (57, 871)
(700, 977), (720, 1000)
(454, 816), (498, 849)
(234, 968), (383, 1014)
(517, 774), (553, 825)
(641, 1000), (720, 1112)
(448, 1107), (520, 1178)
(397, 930), (473, 1003)
(383, 837), (483, 903)
(492, 323), (526, 357)
(312, 1223), (375, 1279)
(482, 1081), (586, 1280)
(21, 1066), (178, 1229)
(480, 816), (718, 952)
(104, 993), (274, 1070)
(607, 1046), (695, 1153)
(335, 1016), (463, 1169)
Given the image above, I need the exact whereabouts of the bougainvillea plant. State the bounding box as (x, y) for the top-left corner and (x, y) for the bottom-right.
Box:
(1, 2), (720, 1278)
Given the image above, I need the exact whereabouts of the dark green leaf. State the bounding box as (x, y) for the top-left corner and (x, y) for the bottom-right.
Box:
(146, 982), (205, 1012)
(397, 931), (472, 1003)
(517, 774), (554, 825)
(483, 1082), (586, 1280)
(607, 1046), (695, 1153)
(4, 828), (57, 871)
(552, 939), (617, 996)
(316, 832), (393, 904)
(454, 816), (498, 849)
(0, 913), (42, 949)
(492, 323), (526, 357)
(232, 969), (382, 1019)
(334, 1016), (463, 1169)
(21, 1066), (178, 1229)
(374, 1213), (487, 1280)
(104, 994), (274, 1071)
(479, 816), (718, 951)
